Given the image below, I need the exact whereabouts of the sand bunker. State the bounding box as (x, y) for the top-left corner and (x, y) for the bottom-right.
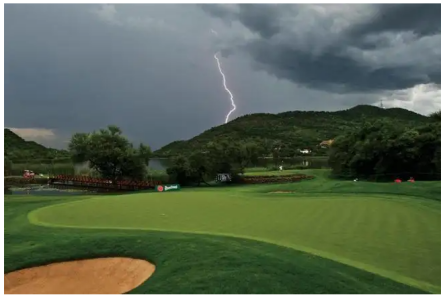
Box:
(4, 257), (155, 294)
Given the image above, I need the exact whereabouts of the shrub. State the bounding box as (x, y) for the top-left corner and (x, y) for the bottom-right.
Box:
(240, 174), (314, 184)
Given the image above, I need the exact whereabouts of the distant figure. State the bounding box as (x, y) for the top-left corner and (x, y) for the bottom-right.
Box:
(394, 178), (402, 183)
(279, 165), (283, 171)
(353, 178), (358, 182)
(408, 177), (415, 183)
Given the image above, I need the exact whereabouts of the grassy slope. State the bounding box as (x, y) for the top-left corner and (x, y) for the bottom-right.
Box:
(243, 169), (441, 200)
(5, 170), (441, 294)
(5, 128), (70, 162)
(153, 105), (429, 157)
(29, 174), (441, 292)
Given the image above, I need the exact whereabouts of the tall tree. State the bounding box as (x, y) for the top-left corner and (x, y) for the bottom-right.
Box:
(166, 139), (261, 185)
(429, 110), (441, 122)
(4, 156), (13, 175)
(68, 125), (151, 181)
(329, 117), (440, 180)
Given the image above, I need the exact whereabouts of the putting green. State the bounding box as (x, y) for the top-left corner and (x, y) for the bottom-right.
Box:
(29, 191), (441, 293)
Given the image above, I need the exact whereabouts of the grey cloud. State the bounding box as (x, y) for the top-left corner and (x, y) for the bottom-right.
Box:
(236, 4), (283, 39)
(244, 39), (421, 92)
(5, 4), (441, 150)
(199, 4), (236, 20)
(5, 4), (228, 149)
(349, 4), (441, 38)
(199, 4), (441, 92)
(200, 4), (284, 38)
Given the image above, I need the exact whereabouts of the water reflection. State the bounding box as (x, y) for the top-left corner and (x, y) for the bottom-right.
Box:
(7, 185), (91, 196)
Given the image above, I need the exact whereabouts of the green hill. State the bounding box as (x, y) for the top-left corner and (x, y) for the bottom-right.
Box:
(153, 105), (430, 158)
(5, 129), (70, 163)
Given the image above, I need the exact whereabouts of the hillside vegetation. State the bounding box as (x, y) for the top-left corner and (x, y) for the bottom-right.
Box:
(153, 105), (430, 157)
(5, 129), (69, 163)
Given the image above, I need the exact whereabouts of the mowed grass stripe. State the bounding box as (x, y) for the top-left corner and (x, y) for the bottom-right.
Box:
(399, 205), (441, 283)
(29, 192), (440, 292)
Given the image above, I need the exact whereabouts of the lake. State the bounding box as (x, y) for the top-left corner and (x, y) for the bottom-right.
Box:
(148, 157), (330, 171)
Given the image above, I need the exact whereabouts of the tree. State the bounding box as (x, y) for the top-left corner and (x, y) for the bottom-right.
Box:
(166, 139), (262, 186)
(4, 156), (13, 175)
(68, 126), (151, 181)
(188, 152), (210, 185)
(204, 139), (260, 176)
(429, 110), (441, 122)
(166, 155), (193, 185)
(329, 117), (441, 180)
(166, 152), (209, 186)
(153, 105), (429, 159)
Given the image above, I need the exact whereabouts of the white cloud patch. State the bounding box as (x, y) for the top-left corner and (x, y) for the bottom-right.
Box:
(5, 127), (69, 149)
(346, 31), (440, 76)
(8, 128), (56, 141)
(92, 4), (175, 32)
(93, 4), (118, 24)
(378, 83), (441, 115)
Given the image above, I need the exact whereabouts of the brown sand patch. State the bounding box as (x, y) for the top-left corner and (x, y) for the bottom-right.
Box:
(270, 191), (294, 193)
(4, 257), (155, 294)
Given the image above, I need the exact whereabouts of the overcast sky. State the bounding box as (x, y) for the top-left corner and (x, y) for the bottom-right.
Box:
(5, 4), (441, 150)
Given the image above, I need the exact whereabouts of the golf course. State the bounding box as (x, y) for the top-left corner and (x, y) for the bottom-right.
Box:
(5, 169), (441, 294)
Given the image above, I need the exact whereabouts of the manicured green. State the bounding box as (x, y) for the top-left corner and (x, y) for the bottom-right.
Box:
(5, 170), (441, 294)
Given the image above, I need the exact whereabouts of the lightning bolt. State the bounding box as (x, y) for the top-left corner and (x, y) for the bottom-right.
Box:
(214, 53), (236, 123)
(211, 29), (236, 124)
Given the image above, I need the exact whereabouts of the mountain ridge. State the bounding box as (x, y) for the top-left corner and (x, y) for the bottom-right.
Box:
(153, 105), (430, 157)
(4, 129), (70, 162)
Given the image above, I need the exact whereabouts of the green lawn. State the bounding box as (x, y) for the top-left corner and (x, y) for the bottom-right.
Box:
(5, 169), (441, 294)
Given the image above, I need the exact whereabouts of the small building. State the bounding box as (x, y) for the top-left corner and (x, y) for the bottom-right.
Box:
(320, 139), (334, 148)
(299, 149), (311, 154)
(216, 173), (232, 183)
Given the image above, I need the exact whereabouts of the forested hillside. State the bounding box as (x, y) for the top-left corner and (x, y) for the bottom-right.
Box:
(5, 129), (70, 162)
(153, 105), (430, 157)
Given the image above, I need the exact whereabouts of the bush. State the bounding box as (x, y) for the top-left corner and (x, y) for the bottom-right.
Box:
(5, 176), (49, 186)
(240, 174), (314, 184)
(9, 162), (75, 176)
(329, 119), (441, 180)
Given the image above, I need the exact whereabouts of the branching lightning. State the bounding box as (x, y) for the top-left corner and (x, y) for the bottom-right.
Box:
(214, 53), (236, 123)
(211, 29), (236, 123)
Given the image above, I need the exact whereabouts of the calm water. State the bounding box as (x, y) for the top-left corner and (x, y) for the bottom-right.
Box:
(148, 157), (330, 171)
(7, 185), (90, 196)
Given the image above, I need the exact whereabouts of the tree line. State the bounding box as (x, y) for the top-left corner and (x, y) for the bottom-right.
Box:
(153, 105), (430, 158)
(5, 109), (440, 183)
(329, 111), (441, 180)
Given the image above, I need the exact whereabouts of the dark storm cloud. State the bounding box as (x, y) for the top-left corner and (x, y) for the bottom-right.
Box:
(236, 4), (283, 39)
(199, 4), (441, 92)
(5, 4), (229, 149)
(199, 4), (283, 39)
(244, 39), (421, 93)
(350, 4), (441, 38)
(4, 4), (441, 150)
(198, 4), (237, 21)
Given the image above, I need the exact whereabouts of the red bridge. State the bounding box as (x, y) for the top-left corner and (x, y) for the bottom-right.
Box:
(49, 175), (163, 191)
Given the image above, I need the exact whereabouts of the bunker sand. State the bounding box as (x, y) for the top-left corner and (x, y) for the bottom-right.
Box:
(4, 257), (155, 294)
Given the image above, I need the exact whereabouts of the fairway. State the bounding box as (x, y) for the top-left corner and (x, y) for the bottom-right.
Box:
(29, 190), (441, 292)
